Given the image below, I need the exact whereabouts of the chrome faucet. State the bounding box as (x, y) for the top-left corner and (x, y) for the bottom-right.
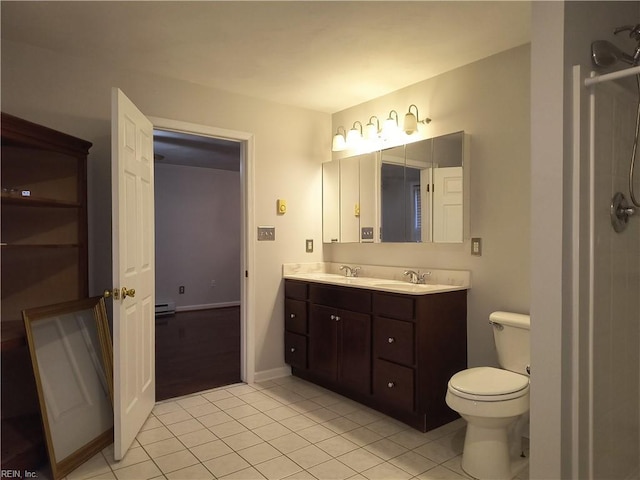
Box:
(403, 270), (431, 284)
(339, 265), (360, 277)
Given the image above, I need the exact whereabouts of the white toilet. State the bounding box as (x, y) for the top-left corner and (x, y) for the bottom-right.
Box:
(446, 311), (530, 480)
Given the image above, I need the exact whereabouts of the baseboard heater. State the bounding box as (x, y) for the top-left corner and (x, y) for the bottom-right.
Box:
(155, 301), (176, 317)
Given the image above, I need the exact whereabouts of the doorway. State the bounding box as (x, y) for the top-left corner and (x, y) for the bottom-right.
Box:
(153, 128), (243, 400)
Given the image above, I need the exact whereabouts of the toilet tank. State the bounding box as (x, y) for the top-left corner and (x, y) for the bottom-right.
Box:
(490, 311), (530, 375)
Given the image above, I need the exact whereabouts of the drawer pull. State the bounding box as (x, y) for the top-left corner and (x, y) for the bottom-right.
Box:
(290, 313), (296, 318)
(387, 382), (395, 388)
(387, 337), (395, 344)
(290, 347), (296, 353)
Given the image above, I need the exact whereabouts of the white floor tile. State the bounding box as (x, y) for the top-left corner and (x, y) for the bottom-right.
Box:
(203, 452), (251, 477)
(65, 377), (511, 480)
(143, 437), (187, 458)
(154, 450), (200, 474)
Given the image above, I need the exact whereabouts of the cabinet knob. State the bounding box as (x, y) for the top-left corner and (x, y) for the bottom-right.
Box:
(387, 337), (395, 344)
(335, 316), (340, 321)
(290, 347), (296, 353)
(290, 313), (296, 318)
(387, 382), (395, 388)
(330, 314), (335, 320)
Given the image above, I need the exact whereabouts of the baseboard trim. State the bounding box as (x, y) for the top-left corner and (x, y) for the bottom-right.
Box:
(254, 366), (291, 383)
(175, 301), (240, 312)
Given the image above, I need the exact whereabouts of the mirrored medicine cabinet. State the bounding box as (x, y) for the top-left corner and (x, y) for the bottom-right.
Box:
(323, 131), (469, 244)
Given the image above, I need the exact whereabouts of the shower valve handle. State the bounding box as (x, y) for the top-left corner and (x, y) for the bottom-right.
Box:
(614, 24), (640, 40)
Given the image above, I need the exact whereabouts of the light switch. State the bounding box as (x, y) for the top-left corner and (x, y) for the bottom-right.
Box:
(306, 239), (313, 253)
(258, 226), (276, 241)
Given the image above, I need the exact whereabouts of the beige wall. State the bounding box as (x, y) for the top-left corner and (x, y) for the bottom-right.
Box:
(1, 39), (330, 376)
(329, 45), (531, 369)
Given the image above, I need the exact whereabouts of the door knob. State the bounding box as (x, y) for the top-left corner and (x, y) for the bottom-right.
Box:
(103, 288), (120, 300)
(121, 287), (136, 298)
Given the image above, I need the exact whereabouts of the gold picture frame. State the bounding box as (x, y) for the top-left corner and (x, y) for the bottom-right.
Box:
(23, 296), (114, 480)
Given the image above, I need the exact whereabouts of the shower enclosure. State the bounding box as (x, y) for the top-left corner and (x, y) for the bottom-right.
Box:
(581, 63), (640, 478)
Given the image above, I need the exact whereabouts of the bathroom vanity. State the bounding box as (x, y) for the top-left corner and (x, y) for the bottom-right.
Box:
(283, 271), (468, 432)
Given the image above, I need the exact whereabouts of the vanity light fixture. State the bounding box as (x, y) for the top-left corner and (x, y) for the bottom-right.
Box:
(332, 126), (347, 151)
(365, 116), (380, 140)
(403, 104), (432, 135)
(383, 110), (400, 140)
(346, 121), (364, 148)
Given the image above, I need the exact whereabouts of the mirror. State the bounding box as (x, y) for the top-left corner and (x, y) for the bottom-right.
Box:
(324, 131), (468, 243)
(23, 297), (114, 480)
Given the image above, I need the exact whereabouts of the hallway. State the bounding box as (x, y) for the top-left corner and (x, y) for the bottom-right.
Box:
(156, 307), (241, 401)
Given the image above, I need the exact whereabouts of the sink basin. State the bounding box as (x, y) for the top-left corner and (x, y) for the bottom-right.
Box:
(371, 282), (457, 293)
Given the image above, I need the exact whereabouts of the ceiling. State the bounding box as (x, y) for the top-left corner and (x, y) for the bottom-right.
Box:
(1, 1), (531, 114)
(1, 1), (530, 170)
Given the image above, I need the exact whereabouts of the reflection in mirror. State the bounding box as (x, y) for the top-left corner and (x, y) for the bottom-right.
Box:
(340, 155), (360, 243)
(23, 297), (114, 480)
(380, 145), (406, 242)
(432, 132), (465, 243)
(358, 152), (378, 242)
(322, 160), (340, 243)
(324, 131), (467, 243)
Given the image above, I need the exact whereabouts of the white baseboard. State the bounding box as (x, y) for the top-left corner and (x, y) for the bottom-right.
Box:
(254, 366), (291, 383)
(175, 301), (240, 312)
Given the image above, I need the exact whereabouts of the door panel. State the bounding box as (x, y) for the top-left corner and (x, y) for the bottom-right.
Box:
(339, 310), (371, 394)
(112, 88), (155, 460)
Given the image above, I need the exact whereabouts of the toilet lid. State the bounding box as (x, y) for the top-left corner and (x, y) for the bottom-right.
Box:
(449, 367), (529, 397)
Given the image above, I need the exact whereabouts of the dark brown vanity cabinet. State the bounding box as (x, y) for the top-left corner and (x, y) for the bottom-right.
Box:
(284, 279), (467, 432)
(308, 304), (371, 395)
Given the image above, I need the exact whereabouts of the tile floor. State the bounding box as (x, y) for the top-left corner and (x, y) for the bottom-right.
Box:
(63, 376), (529, 480)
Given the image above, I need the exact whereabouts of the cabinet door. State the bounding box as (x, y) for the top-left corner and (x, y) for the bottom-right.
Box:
(339, 310), (371, 395)
(308, 304), (338, 381)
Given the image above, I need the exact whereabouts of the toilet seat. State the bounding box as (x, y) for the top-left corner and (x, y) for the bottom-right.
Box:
(448, 367), (529, 401)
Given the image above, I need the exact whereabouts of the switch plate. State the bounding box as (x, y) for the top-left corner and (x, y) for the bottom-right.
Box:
(277, 199), (287, 215)
(471, 237), (482, 256)
(257, 226), (276, 241)
(306, 239), (313, 253)
(361, 227), (374, 241)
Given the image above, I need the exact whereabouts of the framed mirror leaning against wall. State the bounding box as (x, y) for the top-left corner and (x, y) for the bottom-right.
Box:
(23, 297), (114, 480)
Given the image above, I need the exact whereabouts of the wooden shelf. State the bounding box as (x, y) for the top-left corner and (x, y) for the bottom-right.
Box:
(1, 112), (92, 474)
(1, 193), (81, 208)
(1, 243), (80, 249)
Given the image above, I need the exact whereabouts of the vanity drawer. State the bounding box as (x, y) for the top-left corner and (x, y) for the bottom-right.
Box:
(373, 359), (415, 412)
(310, 284), (371, 313)
(285, 298), (307, 334)
(374, 316), (414, 366)
(372, 293), (414, 320)
(285, 332), (307, 369)
(285, 280), (308, 300)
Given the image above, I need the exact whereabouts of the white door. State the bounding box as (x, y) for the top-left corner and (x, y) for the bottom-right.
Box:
(433, 166), (463, 243)
(111, 88), (155, 460)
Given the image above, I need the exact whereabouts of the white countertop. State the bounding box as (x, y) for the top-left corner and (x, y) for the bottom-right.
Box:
(283, 272), (469, 295)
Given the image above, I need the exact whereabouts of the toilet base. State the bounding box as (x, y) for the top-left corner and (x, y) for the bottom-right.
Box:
(461, 419), (518, 480)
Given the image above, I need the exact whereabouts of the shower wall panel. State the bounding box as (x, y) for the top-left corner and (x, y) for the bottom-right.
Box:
(592, 80), (640, 479)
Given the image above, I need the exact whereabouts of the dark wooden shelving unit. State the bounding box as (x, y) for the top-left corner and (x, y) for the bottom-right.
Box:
(1, 113), (91, 472)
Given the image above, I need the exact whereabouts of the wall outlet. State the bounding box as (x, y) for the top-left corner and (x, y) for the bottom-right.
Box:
(179, 285), (185, 294)
(471, 237), (482, 256)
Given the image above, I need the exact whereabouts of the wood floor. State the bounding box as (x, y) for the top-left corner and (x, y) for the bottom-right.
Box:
(155, 306), (241, 401)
